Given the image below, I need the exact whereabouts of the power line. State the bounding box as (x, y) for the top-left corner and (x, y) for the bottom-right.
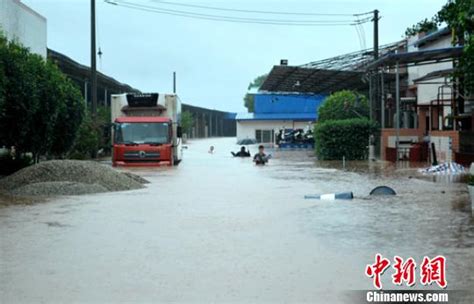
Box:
(105, 0), (371, 26)
(111, 1), (360, 24)
(149, 0), (359, 17)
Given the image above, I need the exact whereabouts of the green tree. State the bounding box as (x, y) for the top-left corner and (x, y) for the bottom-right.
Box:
(0, 34), (84, 162)
(317, 90), (369, 122)
(243, 74), (267, 112)
(50, 78), (85, 157)
(68, 112), (100, 160)
(0, 36), (41, 157)
(405, 18), (439, 37)
(181, 111), (194, 135)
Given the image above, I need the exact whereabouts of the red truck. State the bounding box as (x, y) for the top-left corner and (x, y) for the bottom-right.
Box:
(111, 93), (183, 166)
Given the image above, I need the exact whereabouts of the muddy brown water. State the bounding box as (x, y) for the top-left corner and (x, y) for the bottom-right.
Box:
(1, 138), (473, 303)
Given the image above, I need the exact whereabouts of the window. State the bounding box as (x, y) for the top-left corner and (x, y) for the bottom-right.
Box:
(255, 129), (274, 143)
(114, 122), (170, 144)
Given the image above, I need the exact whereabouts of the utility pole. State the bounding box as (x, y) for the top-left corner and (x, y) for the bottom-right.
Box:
(395, 56), (400, 162)
(373, 9), (379, 60)
(173, 71), (176, 94)
(372, 9), (380, 127)
(91, 0), (97, 119)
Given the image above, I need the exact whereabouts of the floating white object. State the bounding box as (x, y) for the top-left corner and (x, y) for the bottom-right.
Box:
(418, 162), (466, 175)
(304, 192), (354, 200)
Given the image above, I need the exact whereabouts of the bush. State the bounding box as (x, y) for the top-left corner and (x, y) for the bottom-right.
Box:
(68, 113), (100, 160)
(318, 90), (369, 122)
(314, 118), (378, 160)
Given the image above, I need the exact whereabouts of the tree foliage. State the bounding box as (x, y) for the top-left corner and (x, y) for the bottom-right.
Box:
(243, 74), (267, 112)
(317, 90), (369, 122)
(405, 18), (439, 37)
(315, 90), (374, 160)
(0, 34), (84, 162)
(68, 112), (100, 160)
(181, 111), (194, 135)
(314, 118), (378, 160)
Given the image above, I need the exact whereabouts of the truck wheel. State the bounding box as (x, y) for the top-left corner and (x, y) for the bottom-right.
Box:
(173, 158), (181, 166)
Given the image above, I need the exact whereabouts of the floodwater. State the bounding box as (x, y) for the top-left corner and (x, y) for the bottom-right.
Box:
(0, 138), (473, 303)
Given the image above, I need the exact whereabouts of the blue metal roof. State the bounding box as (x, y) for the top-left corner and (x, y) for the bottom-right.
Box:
(236, 112), (317, 121)
(254, 93), (326, 114)
(236, 93), (325, 121)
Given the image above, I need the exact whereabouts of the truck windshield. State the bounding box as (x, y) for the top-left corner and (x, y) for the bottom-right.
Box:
(114, 122), (170, 144)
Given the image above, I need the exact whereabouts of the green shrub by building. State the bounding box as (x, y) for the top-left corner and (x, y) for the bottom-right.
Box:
(314, 90), (377, 160)
(315, 118), (378, 160)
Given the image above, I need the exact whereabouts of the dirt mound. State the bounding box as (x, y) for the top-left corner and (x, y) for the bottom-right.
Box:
(0, 160), (147, 196)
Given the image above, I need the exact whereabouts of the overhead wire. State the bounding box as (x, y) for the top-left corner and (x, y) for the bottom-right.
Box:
(105, 0), (373, 26)
(148, 0), (358, 17)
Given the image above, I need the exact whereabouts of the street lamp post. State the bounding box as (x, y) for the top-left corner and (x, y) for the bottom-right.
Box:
(91, 0), (97, 119)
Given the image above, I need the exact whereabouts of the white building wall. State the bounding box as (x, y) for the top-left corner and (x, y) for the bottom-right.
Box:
(0, 0), (47, 57)
(236, 120), (313, 142)
(407, 33), (452, 105)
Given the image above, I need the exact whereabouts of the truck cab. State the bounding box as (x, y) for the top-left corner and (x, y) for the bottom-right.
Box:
(111, 93), (182, 166)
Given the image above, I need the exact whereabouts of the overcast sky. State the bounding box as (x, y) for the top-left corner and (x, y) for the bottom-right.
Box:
(23, 0), (446, 112)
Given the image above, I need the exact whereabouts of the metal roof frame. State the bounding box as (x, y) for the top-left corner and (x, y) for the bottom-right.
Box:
(365, 46), (463, 70)
(259, 66), (367, 94)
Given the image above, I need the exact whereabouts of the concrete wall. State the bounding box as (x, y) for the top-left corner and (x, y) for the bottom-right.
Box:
(236, 120), (313, 142)
(183, 104), (236, 138)
(0, 0), (47, 57)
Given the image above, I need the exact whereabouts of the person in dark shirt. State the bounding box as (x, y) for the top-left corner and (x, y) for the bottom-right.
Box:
(231, 146), (251, 157)
(253, 145), (269, 165)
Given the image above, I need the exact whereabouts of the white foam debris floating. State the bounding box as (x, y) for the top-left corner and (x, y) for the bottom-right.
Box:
(304, 192), (354, 200)
(418, 162), (466, 175)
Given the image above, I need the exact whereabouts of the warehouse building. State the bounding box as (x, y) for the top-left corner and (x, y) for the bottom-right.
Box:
(236, 93), (325, 143)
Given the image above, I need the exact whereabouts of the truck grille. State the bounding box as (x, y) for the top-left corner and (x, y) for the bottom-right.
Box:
(124, 151), (160, 159)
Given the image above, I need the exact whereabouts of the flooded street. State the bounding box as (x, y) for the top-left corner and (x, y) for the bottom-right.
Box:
(1, 137), (473, 303)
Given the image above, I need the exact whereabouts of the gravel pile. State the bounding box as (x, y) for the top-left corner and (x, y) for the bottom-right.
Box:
(10, 182), (108, 196)
(0, 160), (147, 196)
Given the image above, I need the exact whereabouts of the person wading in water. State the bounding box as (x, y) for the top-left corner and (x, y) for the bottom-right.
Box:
(231, 146), (251, 157)
(253, 145), (270, 165)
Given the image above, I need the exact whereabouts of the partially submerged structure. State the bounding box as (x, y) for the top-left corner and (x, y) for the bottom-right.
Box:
(366, 28), (473, 165)
(237, 42), (402, 145)
(236, 92), (324, 143)
(242, 29), (473, 164)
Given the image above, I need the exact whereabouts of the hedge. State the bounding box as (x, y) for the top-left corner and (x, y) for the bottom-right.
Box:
(314, 118), (378, 160)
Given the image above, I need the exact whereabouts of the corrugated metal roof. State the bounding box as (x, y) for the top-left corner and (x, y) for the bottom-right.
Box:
(259, 66), (367, 94)
(365, 46), (463, 70)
